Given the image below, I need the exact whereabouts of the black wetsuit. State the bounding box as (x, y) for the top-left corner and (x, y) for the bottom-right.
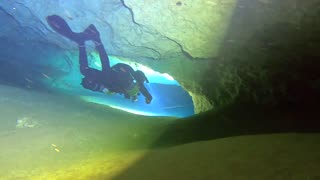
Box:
(46, 14), (152, 103)
(79, 40), (152, 102)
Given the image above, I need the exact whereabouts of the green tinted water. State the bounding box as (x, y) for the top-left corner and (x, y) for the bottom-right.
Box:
(0, 85), (174, 179)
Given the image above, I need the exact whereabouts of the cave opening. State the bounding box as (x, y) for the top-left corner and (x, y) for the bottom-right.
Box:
(1, 0), (320, 179)
(39, 49), (195, 118)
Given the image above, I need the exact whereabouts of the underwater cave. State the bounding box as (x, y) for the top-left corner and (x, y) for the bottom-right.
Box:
(0, 0), (320, 179)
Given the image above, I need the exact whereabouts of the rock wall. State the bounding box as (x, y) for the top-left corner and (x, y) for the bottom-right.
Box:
(0, 0), (235, 60)
(123, 0), (236, 58)
(0, 0), (235, 113)
(201, 0), (320, 112)
(0, 0), (319, 114)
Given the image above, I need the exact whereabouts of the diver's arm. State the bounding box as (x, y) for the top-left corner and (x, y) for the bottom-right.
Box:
(132, 70), (152, 103)
(81, 82), (121, 97)
(81, 75), (112, 94)
(142, 72), (149, 83)
(81, 77), (106, 93)
(139, 83), (152, 104)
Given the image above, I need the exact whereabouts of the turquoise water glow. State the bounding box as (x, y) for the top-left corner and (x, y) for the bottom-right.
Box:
(43, 55), (194, 118)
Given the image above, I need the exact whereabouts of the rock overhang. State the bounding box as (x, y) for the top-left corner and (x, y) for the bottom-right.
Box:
(1, 0), (320, 115)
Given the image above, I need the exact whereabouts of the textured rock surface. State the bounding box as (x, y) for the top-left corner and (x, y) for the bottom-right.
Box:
(1, 0), (234, 113)
(123, 0), (236, 58)
(0, 0), (181, 60)
(0, 0), (320, 114)
(200, 0), (320, 112)
(0, 0), (236, 60)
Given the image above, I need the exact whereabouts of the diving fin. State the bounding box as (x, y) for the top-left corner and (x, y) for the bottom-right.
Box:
(47, 15), (88, 44)
(83, 24), (100, 42)
(46, 15), (101, 44)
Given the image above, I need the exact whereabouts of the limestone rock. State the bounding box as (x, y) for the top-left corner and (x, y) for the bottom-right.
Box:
(1, 0), (320, 114)
(123, 0), (237, 58)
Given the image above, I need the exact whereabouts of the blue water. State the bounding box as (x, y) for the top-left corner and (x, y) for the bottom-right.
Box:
(80, 83), (194, 118)
(44, 55), (195, 118)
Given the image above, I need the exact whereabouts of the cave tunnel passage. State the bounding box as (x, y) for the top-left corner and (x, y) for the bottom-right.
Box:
(2, 0), (320, 179)
(41, 52), (195, 118)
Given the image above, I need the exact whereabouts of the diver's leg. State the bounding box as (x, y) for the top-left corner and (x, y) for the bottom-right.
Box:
(47, 15), (85, 45)
(78, 43), (90, 75)
(81, 24), (111, 73)
(78, 43), (103, 76)
(84, 25), (111, 73)
(95, 41), (111, 73)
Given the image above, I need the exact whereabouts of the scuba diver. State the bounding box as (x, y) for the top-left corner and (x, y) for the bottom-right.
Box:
(46, 15), (152, 104)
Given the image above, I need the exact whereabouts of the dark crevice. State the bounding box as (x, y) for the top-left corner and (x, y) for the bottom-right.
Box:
(119, 0), (141, 27)
(119, 0), (162, 59)
(121, 38), (162, 59)
(0, 6), (21, 27)
(14, 2), (52, 40)
(119, 0), (195, 60)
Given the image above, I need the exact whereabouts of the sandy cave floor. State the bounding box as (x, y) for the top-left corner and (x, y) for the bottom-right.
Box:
(0, 85), (319, 180)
